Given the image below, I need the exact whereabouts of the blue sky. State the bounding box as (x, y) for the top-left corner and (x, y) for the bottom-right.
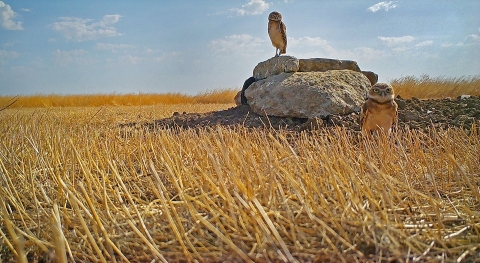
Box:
(0, 1), (479, 95)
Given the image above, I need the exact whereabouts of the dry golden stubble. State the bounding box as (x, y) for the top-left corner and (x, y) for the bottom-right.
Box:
(0, 106), (479, 262)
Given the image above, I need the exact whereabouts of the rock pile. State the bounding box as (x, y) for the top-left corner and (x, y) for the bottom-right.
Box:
(236, 56), (378, 119)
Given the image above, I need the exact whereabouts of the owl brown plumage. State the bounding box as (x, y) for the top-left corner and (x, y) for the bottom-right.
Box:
(360, 83), (398, 135)
(268, 11), (287, 57)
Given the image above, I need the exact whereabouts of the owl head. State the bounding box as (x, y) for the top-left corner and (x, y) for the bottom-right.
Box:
(268, 11), (282, 21)
(368, 83), (395, 103)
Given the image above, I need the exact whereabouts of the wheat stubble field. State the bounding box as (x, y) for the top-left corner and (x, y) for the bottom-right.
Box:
(0, 77), (479, 262)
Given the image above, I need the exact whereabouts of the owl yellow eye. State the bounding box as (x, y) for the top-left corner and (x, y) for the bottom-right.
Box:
(386, 88), (392, 93)
(373, 88), (379, 93)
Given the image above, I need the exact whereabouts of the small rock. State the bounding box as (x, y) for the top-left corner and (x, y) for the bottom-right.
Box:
(361, 71), (378, 85)
(298, 58), (361, 73)
(253, 56), (299, 80)
(234, 91), (242, 106)
(395, 98), (406, 110)
(403, 111), (419, 122)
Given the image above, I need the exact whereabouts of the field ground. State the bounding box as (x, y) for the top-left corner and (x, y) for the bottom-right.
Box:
(146, 96), (480, 133)
(0, 76), (479, 262)
(1, 101), (479, 262)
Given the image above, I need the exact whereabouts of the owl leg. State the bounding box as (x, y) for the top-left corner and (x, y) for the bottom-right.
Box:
(275, 48), (279, 57)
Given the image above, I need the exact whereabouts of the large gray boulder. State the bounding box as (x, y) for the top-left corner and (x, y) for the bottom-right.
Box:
(253, 56), (299, 80)
(244, 70), (371, 118)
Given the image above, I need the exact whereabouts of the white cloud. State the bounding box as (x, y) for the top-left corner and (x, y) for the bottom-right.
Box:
(466, 34), (479, 42)
(0, 49), (19, 65)
(209, 34), (265, 54)
(20, 8), (30, 12)
(231, 0), (271, 16)
(2, 41), (16, 48)
(285, 36), (388, 62)
(52, 49), (98, 65)
(287, 36), (336, 56)
(367, 1), (398, 13)
(443, 32), (480, 48)
(95, 43), (133, 52)
(415, 40), (433, 47)
(378, 36), (414, 46)
(153, 51), (181, 62)
(392, 46), (408, 53)
(456, 33), (480, 46)
(0, 1), (23, 30)
(0, 50), (18, 60)
(52, 15), (123, 41)
(102, 14), (121, 26)
(440, 42), (465, 47)
(118, 55), (142, 65)
(351, 47), (388, 61)
(289, 36), (329, 47)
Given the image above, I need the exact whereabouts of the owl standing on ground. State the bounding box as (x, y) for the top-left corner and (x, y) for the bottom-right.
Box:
(360, 83), (398, 135)
(268, 11), (287, 57)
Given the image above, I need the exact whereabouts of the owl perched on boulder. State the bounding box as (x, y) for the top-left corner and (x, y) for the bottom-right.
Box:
(360, 83), (398, 135)
(268, 11), (287, 57)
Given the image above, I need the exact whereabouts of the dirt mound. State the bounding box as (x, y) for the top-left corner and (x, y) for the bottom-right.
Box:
(142, 96), (480, 132)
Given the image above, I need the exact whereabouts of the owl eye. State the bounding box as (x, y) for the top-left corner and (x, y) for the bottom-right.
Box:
(373, 88), (379, 93)
(386, 88), (392, 93)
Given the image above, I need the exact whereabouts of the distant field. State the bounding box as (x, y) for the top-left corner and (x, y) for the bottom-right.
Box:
(0, 89), (238, 109)
(0, 77), (479, 262)
(391, 75), (480, 99)
(1, 75), (479, 110)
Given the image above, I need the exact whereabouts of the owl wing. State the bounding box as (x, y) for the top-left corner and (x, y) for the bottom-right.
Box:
(359, 102), (369, 128)
(281, 21), (287, 48)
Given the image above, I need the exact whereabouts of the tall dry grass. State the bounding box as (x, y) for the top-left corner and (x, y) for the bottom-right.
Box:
(0, 89), (238, 109)
(0, 105), (479, 262)
(392, 75), (480, 99)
